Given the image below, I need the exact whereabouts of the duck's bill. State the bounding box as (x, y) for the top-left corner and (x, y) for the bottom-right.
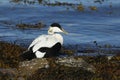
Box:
(62, 28), (68, 34)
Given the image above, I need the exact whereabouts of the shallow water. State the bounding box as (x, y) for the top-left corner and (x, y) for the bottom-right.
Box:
(0, 0), (120, 55)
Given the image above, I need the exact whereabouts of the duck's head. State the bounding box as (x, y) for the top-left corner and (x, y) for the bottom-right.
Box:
(48, 23), (68, 34)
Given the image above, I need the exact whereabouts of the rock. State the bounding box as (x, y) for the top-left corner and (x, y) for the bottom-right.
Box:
(18, 58), (48, 76)
(0, 68), (18, 79)
(16, 22), (46, 29)
(17, 77), (25, 80)
(18, 57), (95, 77)
(56, 57), (96, 73)
(1, 56), (95, 79)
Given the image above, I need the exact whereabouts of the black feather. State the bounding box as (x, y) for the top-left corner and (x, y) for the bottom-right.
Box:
(50, 23), (62, 30)
(43, 42), (61, 57)
(19, 48), (36, 61)
(20, 42), (62, 60)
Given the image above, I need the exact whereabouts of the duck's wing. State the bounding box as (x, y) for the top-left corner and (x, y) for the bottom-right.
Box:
(28, 35), (47, 50)
(32, 35), (60, 53)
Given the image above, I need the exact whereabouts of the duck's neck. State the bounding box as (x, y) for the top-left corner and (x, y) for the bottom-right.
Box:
(54, 33), (63, 45)
(48, 31), (63, 44)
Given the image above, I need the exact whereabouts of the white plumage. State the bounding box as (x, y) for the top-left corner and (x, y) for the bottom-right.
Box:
(20, 23), (68, 60)
(28, 34), (63, 53)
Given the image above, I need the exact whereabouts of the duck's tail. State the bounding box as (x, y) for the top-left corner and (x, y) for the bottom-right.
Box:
(19, 50), (36, 61)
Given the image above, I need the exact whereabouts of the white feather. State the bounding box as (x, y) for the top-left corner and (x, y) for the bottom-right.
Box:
(35, 51), (46, 58)
(29, 34), (63, 53)
(28, 35), (45, 49)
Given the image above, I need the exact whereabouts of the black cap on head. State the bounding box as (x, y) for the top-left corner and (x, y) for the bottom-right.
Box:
(50, 23), (62, 29)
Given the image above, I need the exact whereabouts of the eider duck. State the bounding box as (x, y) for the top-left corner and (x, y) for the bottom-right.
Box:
(20, 23), (68, 60)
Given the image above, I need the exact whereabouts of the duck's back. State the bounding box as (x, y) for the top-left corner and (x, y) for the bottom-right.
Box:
(29, 34), (63, 53)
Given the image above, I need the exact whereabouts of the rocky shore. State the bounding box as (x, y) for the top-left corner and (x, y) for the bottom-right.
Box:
(0, 41), (120, 80)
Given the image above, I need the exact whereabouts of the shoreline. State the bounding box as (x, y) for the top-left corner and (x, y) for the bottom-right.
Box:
(0, 41), (120, 80)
